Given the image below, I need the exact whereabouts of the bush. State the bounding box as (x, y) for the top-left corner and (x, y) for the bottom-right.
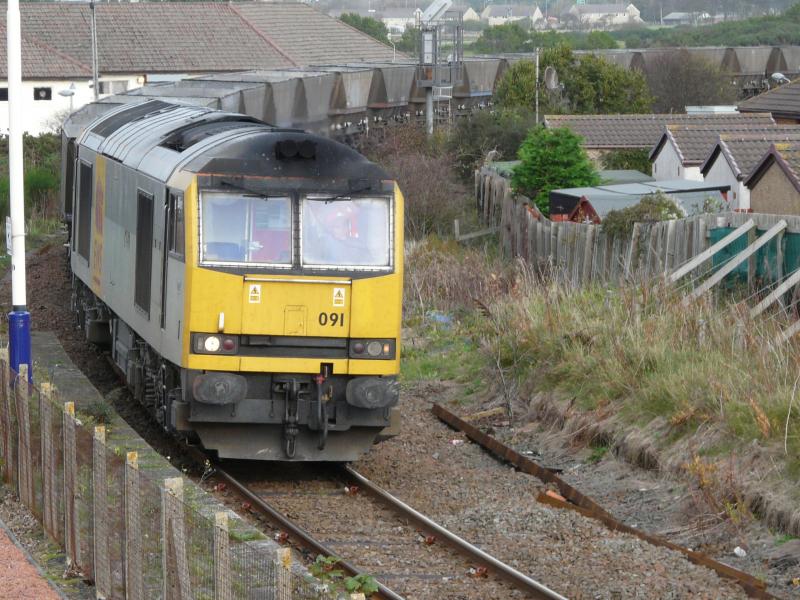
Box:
(363, 127), (470, 240)
(447, 108), (537, 179)
(601, 191), (683, 239)
(511, 126), (599, 215)
(600, 149), (652, 174)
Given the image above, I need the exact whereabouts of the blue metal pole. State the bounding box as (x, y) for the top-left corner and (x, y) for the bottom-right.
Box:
(7, 0), (31, 383)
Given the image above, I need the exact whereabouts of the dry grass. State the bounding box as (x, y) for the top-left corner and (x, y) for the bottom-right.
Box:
(404, 240), (800, 533)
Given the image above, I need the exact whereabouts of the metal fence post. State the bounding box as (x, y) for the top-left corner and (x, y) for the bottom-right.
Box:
(162, 477), (190, 600)
(63, 401), (80, 570)
(213, 512), (231, 600)
(93, 425), (110, 600)
(124, 451), (142, 600)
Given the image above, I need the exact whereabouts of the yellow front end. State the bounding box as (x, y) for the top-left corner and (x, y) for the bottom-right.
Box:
(180, 180), (404, 378)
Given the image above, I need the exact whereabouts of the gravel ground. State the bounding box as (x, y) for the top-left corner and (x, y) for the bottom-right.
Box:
(226, 464), (527, 599)
(354, 380), (750, 599)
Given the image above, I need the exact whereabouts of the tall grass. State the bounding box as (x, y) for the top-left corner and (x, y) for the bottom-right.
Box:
(405, 239), (800, 482)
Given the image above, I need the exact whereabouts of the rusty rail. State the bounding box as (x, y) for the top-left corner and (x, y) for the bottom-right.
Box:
(344, 466), (567, 600)
(432, 403), (778, 600)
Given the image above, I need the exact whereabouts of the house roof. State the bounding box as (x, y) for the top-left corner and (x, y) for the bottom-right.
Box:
(745, 143), (800, 194)
(483, 4), (541, 18)
(738, 78), (800, 120)
(571, 3), (629, 14)
(648, 120), (778, 164)
(700, 128), (800, 179)
(545, 113), (775, 150)
(0, 2), (396, 78)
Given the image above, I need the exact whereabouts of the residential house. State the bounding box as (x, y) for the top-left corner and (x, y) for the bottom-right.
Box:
(700, 129), (800, 211)
(745, 143), (800, 215)
(459, 6), (481, 21)
(377, 7), (421, 33)
(1, 2), (396, 134)
(649, 119), (776, 181)
(662, 11), (693, 25)
(738, 77), (800, 124)
(544, 113), (775, 163)
(567, 3), (642, 28)
(480, 4), (544, 26)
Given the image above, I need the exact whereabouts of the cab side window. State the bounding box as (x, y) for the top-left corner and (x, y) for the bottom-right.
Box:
(167, 192), (185, 261)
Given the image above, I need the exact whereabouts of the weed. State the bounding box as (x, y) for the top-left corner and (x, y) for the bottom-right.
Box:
(775, 533), (798, 545)
(308, 555), (378, 596)
(587, 444), (609, 464)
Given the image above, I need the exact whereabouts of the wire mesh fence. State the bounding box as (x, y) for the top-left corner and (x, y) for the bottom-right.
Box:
(0, 352), (341, 600)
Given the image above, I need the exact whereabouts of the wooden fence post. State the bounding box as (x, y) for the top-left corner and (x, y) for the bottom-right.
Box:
(63, 401), (80, 569)
(125, 451), (142, 600)
(213, 512), (231, 600)
(93, 425), (110, 600)
(275, 547), (292, 600)
(0, 347), (12, 486)
(39, 383), (56, 540)
(15, 364), (32, 509)
(162, 477), (190, 600)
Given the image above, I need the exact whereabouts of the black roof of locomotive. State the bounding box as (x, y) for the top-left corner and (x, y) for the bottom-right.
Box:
(76, 100), (390, 188)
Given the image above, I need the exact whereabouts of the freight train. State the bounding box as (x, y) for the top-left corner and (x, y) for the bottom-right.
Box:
(61, 100), (403, 461)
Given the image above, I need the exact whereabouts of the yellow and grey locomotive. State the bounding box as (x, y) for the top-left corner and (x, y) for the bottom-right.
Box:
(62, 100), (403, 461)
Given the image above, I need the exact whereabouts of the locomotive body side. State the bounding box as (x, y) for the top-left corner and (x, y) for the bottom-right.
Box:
(67, 101), (402, 461)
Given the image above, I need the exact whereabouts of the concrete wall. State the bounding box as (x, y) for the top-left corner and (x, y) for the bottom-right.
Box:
(704, 155), (749, 211)
(750, 162), (800, 215)
(0, 76), (140, 135)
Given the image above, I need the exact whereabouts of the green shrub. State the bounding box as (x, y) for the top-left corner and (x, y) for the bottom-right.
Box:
(601, 191), (683, 239)
(511, 126), (599, 215)
(600, 149), (652, 174)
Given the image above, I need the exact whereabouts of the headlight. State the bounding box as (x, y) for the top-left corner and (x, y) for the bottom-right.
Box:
(192, 333), (239, 355)
(204, 335), (221, 352)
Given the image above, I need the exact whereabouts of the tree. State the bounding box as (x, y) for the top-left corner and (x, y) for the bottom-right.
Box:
(447, 107), (538, 178)
(646, 53), (738, 113)
(538, 46), (652, 114)
(339, 13), (390, 46)
(600, 149), (652, 174)
(396, 26), (420, 54)
(511, 127), (600, 215)
(472, 23), (531, 54)
(494, 60), (537, 111)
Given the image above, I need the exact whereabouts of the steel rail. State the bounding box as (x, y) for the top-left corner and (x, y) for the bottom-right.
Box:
(343, 466), (568, 600)
(210, 464), (406, 600)
(432, 403), (778, 600)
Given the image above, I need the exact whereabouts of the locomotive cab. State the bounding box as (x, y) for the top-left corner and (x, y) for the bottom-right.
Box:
(66, 101), (403, 461)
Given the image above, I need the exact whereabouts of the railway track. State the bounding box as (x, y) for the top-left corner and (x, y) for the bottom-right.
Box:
(207, 460), (566, 600)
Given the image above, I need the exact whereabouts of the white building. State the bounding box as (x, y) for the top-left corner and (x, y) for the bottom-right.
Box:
(567, 3), (642, 28)
(481, 4), (544, 26)
(649, 121), (780, 183)
(377, 7), (421, 33)
(3, 3), (397, 135)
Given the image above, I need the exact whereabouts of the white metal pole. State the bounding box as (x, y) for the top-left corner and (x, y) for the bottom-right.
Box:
(91, 1), (99, 101)
(426, 87), (434, 135)
(535, 47), (540, 124)
(7, 0), (31, 379)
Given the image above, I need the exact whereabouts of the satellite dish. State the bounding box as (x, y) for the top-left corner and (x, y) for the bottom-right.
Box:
(771, 72), (791, 84)
(544, 66), (559, 90)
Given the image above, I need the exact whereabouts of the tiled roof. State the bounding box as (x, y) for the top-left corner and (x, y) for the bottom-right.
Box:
(701, 128), (800, 179)
(655, 121), (779, 165)
(0, 2), (396, 78)
(0, 22), (91, 78)
(738, 79), (800, 119)
(235, 3), (396, 66)
(545, 113), (775, 150)
(745, 142), (800, 194)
